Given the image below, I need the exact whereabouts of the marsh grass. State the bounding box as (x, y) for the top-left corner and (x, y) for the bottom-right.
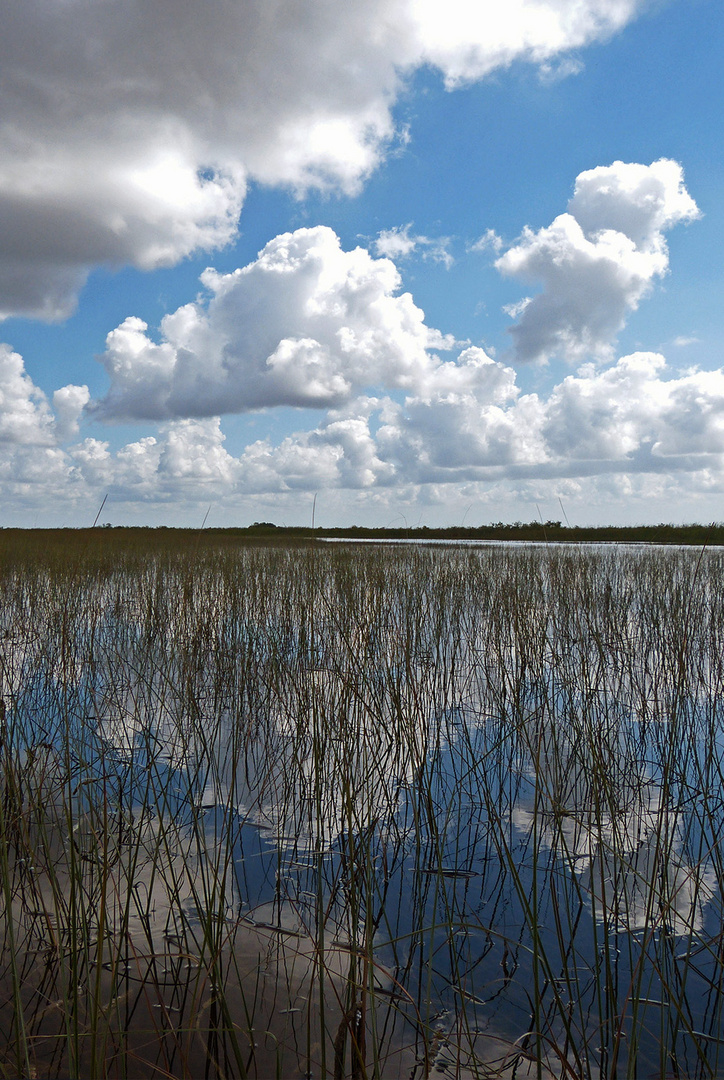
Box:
(1, 533), (723, 1077)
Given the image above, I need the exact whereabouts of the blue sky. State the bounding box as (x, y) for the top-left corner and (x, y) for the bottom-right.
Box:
(0, 0), (722, 527)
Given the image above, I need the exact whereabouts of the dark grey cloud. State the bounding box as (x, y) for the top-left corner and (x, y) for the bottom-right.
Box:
(0, 0), (647, 319)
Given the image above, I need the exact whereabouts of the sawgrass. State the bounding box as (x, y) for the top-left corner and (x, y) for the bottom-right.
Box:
(0, 532), (723, 1078)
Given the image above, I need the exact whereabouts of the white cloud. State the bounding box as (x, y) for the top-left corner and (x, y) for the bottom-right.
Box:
(0, 347), (87, 505)
(538, 56), (585, 84)
(366, 350), (724, 492)
(470, 229), (504, 255)
(541, 352), (670, 458)
(93, 226), (457, 420)
(568, 159), (699, 249)
(496, 160), (700, 364)
(654, 367), (724, 456)
(503, 297), (533, 319)
(373, 225), (419, 260)
(238, 435), (353, 494)
(374, 225), (453, 267)
(53, 384), (91, 442)
(0, 0), (648, 319)
(422, 239), (454, 269)
(0, 343), (55, 445)
(270, 350), (724, 487)
(377, 392), (546, 481)
(408, 0), (641, 86)
(5, 344), (724, 521)
(0, 446), (75, 502)
(67, 420), (242, 501)
(158, 420), (240, 486)
(68, 438), (113, 487)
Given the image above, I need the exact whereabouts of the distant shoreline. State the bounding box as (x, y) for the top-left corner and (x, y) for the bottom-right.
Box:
(2, 521), (724, 546)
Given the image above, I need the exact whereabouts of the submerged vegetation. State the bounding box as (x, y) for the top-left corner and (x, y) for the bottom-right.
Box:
(1, 531), (724, 1077)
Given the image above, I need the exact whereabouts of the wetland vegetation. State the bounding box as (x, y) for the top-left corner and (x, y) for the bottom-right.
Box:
(1, 530), (723, 1078)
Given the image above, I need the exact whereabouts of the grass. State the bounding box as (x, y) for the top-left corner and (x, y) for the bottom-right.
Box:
(0, 532), (723, 1077)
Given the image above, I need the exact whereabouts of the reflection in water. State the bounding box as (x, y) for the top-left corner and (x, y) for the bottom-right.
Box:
(512, 779), (717, 935)
(2, 542), (724, 1078)
(86, 663), (724, 1076)
(94, 664), (430, 855)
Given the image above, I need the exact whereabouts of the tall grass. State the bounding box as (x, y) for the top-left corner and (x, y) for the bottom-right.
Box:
(1, 533), (723, 1077)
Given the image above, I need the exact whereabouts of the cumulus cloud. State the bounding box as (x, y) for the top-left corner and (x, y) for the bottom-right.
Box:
(53, 384), (91, 442)
(0, 349), (89, 507)
(0, 342), (89, 446)
(0, 344), (55, 445)
(654, 367), (724, 456)
(378, 393), (546, 481)
(0, 0), (647, 319)
(408, 0), (641, 86)
(6, 345), (724, 519)
(158, 420), (240, 486)
(0, 446), (75, 505)
(125, 350), (722, 499)
(497, 160), (700, 364)
(93, 226), (461, 420)
(371, 351), (724, 486)
(542, 352), (671, 459)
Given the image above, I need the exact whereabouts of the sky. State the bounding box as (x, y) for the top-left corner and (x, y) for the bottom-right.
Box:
(0, 0), (722, 529)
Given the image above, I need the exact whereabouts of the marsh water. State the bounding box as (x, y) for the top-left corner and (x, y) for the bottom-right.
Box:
(1, 537), (724, 1078)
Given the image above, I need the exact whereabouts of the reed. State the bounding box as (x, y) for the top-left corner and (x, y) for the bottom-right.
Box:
(0, 532), (722, 1077)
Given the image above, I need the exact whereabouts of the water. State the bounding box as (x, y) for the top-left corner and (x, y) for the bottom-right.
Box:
(2, 540), (724, 1077)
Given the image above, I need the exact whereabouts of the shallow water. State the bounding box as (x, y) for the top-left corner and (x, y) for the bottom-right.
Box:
(2, 541), (724, 1077)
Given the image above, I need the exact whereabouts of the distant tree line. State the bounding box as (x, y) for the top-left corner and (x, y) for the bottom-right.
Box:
(238, 520), (724, 544)
(2, 520), (724, 566)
